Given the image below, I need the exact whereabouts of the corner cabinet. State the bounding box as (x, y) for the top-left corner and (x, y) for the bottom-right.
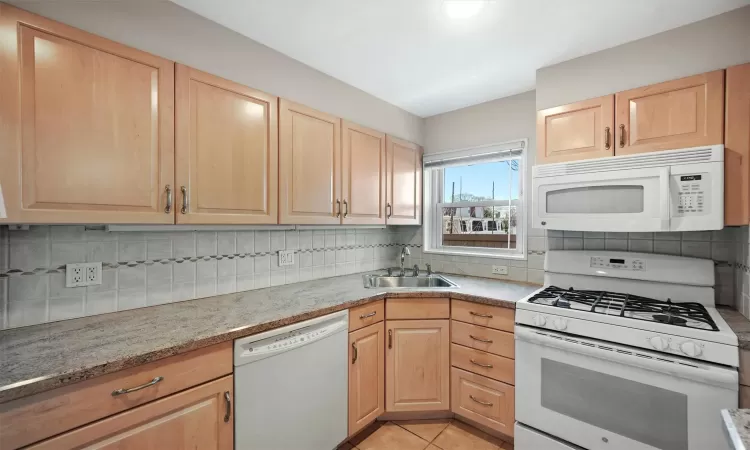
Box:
(348, 322), (385, 436)
(386, 136), (423, 225)
(0, 4), (175, 224)
(725, 63), (750, 226)
(279, 100), (342, 224)
(175, 65), (278, 224)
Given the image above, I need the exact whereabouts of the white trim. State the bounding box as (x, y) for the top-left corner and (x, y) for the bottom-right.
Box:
(424, 138), (526, 166)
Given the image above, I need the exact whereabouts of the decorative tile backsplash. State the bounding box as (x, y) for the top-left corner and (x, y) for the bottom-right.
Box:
(0, 225), (403, 329)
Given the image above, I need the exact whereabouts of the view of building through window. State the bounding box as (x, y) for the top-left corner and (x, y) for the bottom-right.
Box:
(440, 159), (520, 249)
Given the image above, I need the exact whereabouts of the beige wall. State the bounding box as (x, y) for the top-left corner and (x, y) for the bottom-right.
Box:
(536, 5), (750, 110)
(7, 0), (424, 144)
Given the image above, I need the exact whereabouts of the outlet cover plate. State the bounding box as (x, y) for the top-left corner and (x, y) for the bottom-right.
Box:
(66, 262), (102, 287)
(278, 250), (295, 267)
(491, 265), (508, 275)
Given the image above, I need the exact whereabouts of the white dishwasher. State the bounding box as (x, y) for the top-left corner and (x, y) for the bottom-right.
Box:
(234, 310), (349, 450)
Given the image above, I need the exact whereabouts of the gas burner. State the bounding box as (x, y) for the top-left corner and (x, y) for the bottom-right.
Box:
(528, 286), (719, 331)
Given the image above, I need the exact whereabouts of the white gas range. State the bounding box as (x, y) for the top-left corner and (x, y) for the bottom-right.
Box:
(514, 250), (738, 450)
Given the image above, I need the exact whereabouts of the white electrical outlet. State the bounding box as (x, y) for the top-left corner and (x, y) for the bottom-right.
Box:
(278, 250), (295, 267)
(66, 262), (102, 287)
(491, 265), (508, 275)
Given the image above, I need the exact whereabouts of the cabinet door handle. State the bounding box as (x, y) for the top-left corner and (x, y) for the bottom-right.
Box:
(336, 199), (341, 218)
(470, 359), (493, 369)
(469, 335), (493, 344)
(180, 186), (188, 214)
(352, 342), (358, 364)
(388, 329), (393, 349)
(619, 124), (626, 148)
(343, 200), (349, 217)
(164, 185), (173, 213)
(224, 391), (231, 423)
(469, 311), (493, 319)
(111, 376), (164, 396)
(359, 311), (377, 319)
(386, 203), (392, 218)
(604, 127), (611, 150)
(469, 395), (493, 407)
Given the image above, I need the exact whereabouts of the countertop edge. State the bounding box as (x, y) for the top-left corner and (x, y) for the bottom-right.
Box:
(722, 409), (748, 450)
(0, 285), (524, 404)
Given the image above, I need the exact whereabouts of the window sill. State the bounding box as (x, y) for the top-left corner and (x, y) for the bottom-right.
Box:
(423, 248), (526, 260)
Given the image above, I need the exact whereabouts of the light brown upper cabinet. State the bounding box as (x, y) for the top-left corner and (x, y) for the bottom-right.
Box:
(386, 319), (450, 412)
(175, 65), (278, 224)
(536, 95), (615, 164)
(615, 70), (724, 156)
(279, 100), (342, 224)
(725, 63), (750, 226)
(0, 4), (174, 224)
(342, 121), (387, 225)
(386, 136), (423, 225)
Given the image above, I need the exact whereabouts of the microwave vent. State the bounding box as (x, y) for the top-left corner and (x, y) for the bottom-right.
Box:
(535, 146), (719, 177)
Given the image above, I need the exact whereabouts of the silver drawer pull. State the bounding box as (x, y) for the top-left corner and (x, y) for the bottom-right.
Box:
(470, 359), (493, 369)
(469, 335), (493, 344)
(469, 311), (493, 319)
(469, 395), (493, 407)
(111, 376), (164, 396)
(359, 311), (377, 319)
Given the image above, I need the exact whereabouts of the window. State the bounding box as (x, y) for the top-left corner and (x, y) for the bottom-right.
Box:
(423, 140), (526, 258)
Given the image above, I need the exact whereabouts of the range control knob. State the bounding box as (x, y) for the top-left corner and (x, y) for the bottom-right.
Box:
(680, 341), (702, 357)
(553, 318), (568, 331)
(648, 336), (669, 351)
(533, 315), (547, 327)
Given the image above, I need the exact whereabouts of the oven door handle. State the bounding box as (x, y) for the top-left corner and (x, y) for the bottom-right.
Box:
(515, 326), (737, 389)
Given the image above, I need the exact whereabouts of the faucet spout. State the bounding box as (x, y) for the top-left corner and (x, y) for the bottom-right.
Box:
(400, 246), (411, 274)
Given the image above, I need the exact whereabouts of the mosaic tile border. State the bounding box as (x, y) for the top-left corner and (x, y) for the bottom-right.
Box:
(0, 243), (423, 278)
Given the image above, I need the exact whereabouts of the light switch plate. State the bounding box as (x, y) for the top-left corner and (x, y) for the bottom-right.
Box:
(66, 262), (102, 287)
(278, 250), (295, 267)
(491, 265), (508, 275)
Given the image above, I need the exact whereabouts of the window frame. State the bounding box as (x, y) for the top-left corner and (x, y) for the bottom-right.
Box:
(423, 139), (527, 260)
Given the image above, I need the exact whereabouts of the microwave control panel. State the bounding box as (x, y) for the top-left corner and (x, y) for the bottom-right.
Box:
(673, 173), (708, 216)
(590, 256), (645, 271)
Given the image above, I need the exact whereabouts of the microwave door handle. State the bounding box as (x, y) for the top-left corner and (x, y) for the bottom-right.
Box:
(659, 167), (670, 231)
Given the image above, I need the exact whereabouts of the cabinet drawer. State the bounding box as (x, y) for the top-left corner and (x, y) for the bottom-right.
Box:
(451, 344), (514, 385)
(350, 300), (385, 331)
(451, 367), (514, 437)
(451, 321), (514, 359)
(386, 298), (449, 320)
(451, 300), (514, 332)
(0, 342), (232, 450)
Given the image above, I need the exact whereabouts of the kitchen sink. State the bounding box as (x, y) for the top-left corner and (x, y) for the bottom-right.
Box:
(362, 274), (458, 289)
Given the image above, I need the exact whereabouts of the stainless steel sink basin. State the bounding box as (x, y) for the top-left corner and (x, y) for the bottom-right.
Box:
(362, 274), (458, 289)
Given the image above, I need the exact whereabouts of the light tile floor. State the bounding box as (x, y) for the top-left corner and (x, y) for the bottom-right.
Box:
(340, 419), (513, 450)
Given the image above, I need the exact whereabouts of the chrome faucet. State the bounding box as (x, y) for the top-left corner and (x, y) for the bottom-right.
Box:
(400, 246), (411, 275)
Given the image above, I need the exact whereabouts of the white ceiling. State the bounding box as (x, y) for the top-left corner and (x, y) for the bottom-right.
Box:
(171, 0), (749, 117)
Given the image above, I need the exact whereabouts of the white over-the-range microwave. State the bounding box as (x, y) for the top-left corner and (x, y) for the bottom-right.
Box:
(532, 145), (724, 232)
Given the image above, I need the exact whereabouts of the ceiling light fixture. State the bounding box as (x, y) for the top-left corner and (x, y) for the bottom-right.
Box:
(442, 0), (487, 19)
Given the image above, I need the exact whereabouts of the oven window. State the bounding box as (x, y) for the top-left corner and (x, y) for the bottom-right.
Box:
(546, 186), (644, 214)
(541, 359), (687, 450)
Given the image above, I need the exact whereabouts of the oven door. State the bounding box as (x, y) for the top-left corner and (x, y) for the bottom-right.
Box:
(515, 325), (738, 450)
(532, 166), (670, 232)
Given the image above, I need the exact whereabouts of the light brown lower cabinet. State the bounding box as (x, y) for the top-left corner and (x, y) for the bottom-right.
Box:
(27, 375), (234, 450)
(348, 321), (385, 436)
(386, 319), (450, 412)
(451, 367), (515, 438)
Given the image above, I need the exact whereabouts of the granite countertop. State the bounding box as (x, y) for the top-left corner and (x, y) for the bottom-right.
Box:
(0, 272), (538, 404)
(718, 306), (750, 350)
(722, 409), (750, 450)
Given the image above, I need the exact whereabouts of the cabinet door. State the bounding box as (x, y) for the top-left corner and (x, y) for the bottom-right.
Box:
(386, 319), (450, 412)
(28, 376), (233, 450)
(725, 63), (750, 226)
(536, 95), (615, 164)
(615, 70), (724, 156)
(0, 4), (174, 224)
(342, 121), (386, 225)
(451, 367), (514, 437)
(349, 322), (385, 436)
(279, 99), (341, 224)
(386, 136), (422, 225)
(175, 65), (278, 224)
